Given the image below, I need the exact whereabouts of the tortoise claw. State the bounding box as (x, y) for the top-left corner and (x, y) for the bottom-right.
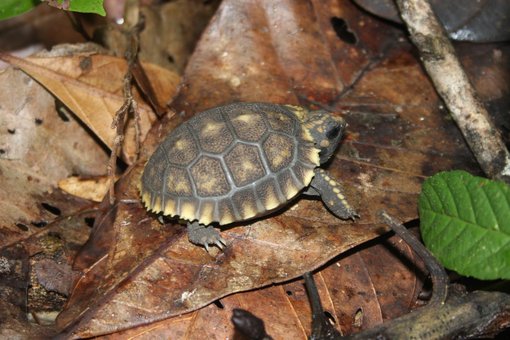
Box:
(157, 215), (165, 224)
(215, 237), (227, 250)
(349, 211), (360, 221)
(188, 222), (227, 252)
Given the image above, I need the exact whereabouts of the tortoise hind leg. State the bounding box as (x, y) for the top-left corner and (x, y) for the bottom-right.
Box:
(187, 221), (227, 252)
(305, 169), (359, 220)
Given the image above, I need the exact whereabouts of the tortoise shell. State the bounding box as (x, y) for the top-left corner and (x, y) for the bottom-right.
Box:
(140, 102), (320, 225)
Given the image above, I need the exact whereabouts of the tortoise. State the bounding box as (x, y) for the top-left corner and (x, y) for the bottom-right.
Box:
(140, 102), (358, 250)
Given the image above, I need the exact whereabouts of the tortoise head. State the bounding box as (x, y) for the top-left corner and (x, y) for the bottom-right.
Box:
(305, 110), (346, 164)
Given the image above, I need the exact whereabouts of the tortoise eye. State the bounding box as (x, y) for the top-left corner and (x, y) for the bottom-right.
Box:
(326, 126), (341, 140)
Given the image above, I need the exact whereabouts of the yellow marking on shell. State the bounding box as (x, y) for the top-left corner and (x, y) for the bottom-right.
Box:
(302, 168), (315, 187)
(301, 125), (315, 143)
(308, 148), (321, 166)
(265, 191), (280, 210)
(152, 197), (162, 213)
(333, 188), (340, 194)
(285, 105), (308, 121)
(272, 151), (289, 169)
(180, 201), (197, 221)
(164, 199), (177, 216)
(234, 114), (254, 123)
(285, 183), (299, 200)
(201, 122), (223, 137)
(329, 200), (335, 206)
(174, 138), (187, 150)
(241, 204), (257, 220)
(242, 160), (256, 171)
(173, 180), (190, 194)
(220, 213), (234, 225)
(199, 202), (215, 225)
(200, 176), (221, 195)
(141, 192), (151, 206)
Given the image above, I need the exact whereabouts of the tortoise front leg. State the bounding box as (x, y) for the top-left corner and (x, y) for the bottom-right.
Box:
(187, 221), (227, 252)
(306, 168), (359, 220)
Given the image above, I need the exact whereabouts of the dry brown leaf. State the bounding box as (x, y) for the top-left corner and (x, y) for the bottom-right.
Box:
(58, 176), (113, 202)
(0, 46), (180, 163)
(0, 67), (107, 248)
(97, 231), (424, 338)
(1, 206), (96, 339)
(0, 245), (55, 339)
(54, 0), (485, 337)
(1, 0), (503, 338)
(102, 0), (221, 73)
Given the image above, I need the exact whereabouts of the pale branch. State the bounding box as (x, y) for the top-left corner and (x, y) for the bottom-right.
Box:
(108, 15), (145, 204)
(395, 0), (510, 183)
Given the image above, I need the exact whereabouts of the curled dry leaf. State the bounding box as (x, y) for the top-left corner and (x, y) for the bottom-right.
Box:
(58, 176), (114, 203)
(53, 0), (489, 337)
(0, 38), (181, 333)
(0, 44), (180, 163)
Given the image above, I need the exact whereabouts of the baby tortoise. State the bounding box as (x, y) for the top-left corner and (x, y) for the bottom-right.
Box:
(140, 102), (358, 251)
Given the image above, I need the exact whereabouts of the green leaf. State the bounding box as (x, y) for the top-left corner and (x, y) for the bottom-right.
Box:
(44, 0), (105, 16)
(419, 170), (510, 280)
(0, 0), (40, 20)
(68, 0), (105, 16)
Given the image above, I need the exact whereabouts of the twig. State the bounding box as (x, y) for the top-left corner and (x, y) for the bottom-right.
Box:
(231, 308), (273, 340)
(108, 15), (145, 204)
(378, 211), (448, 307)
(304, 272), (342, 340)
(395, 0), (510, 183)
(340, 211), (510, 338)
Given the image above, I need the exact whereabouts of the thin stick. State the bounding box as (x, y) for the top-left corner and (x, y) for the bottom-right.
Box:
(395, 0), (510, 183)
(108, 15), (145, 204)
(304, 272), (342, 339)
(379, 211), (448, 306)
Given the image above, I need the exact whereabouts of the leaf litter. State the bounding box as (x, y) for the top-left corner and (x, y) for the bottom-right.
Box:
(1, 0), (508, 338)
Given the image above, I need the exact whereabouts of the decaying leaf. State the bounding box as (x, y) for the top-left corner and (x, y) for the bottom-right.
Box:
(101, 0), (221, 73)
(2, 0), (509, 338)
(0, 66), (107, 248)
(58, 175), (113, 203)
(0, 245), (54, 339)
(90, 231), (424, 338)
(0, 44), (180, 163)
(0, 31), (179, 336)
(54, 0), (486, 337)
